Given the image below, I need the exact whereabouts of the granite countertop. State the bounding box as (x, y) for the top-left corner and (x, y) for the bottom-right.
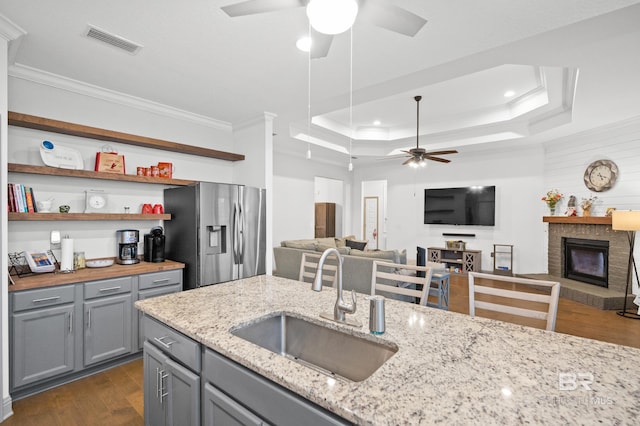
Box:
(135, 275), (640, 425)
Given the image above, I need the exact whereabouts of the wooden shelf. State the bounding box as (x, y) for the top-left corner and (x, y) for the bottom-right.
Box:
(543, 216), (612, 225)
(8, 163), (195, 186)
(9, 213), (171, 221)
(9, 111), (245, 162)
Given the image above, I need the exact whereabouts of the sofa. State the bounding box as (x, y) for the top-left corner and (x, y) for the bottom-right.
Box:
(273, 236), (408, 295)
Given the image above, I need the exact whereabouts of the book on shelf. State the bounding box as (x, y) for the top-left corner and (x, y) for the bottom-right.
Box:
(7, 184), (38, 213)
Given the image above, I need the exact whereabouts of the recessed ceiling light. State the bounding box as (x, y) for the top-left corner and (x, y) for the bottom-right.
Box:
(504, 90), (515, 98)
(373, 120), (381, 126)
(296, 36), (312, 52)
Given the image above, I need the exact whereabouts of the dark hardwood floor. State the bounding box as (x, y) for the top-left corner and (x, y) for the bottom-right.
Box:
(4, 274), (639, 425)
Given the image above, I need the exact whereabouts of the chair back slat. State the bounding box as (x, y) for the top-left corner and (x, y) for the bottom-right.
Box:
(469, 272), (560, 331)
(298, 253), (338, 287)
(371, 260), (433, 306)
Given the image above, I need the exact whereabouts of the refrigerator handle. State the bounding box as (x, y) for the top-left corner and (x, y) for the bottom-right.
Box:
(238, 202), (245, 260)
(233, 202), (240, 263)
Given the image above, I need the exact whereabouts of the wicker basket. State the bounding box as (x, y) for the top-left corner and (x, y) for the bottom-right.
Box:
(445, 240), (466, 251)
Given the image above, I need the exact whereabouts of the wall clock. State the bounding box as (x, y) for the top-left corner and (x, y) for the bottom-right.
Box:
(84, 190), (108, 213)
(583, 159), (618, 192)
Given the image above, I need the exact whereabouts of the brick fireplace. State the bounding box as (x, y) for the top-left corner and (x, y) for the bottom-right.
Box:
(541, 216), (632, 309)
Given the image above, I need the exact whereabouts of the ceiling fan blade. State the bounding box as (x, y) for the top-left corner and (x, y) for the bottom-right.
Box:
(221, 0), (305, 17)
(425, 156), (451, 164)
(424, 150), (458, 156)
(310, 30), (333, 59)
(402, 157), (416, 165)
(359, 0), (427, 37)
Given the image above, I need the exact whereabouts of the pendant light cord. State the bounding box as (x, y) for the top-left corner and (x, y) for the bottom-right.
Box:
(307, 22), (311, 159)
(348, 27), (353, 171)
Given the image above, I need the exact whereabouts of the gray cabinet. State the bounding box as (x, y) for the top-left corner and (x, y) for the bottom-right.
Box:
(10, 285), (77, 388)
(203, 382), (265, 426)
(137, 270), (183, 350)
(83, 277), (133, 366)
(143, 316), (200, 426)
(202, 349), (350, 426)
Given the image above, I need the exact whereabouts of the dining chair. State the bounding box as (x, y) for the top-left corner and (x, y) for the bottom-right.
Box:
(298, 252), (338, 287)
(468, 272), (561, 331)
(371, 260), (433, 305)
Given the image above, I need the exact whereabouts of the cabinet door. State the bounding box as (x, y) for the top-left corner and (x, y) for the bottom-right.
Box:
(84, 293), (132, 366)
(12, 304), (75, 388)
(203, 382), (264, 426)
(166, 358), (200, 426)
(144, 342), (167, 426)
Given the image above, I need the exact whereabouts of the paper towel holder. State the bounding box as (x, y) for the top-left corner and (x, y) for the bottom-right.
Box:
(58, 235), (76, 274)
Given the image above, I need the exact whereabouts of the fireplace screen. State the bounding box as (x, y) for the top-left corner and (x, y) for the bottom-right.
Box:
(563, 237), (609, 287)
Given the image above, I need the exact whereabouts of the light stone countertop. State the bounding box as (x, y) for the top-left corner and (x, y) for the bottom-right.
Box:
(135, 275), (640, 425)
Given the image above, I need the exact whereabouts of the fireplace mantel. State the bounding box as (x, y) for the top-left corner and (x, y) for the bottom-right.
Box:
(543, 216), (612, 225)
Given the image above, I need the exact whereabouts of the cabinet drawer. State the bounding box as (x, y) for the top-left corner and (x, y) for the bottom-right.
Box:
(204, 349), (350, 426)
(84, 277), (132, 300)
(138, 269), (182, 290)
(12, 285), (75, 312)
(144, 315), (200, 372)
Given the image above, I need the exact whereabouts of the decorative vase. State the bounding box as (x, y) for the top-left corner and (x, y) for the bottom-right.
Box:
(583, 208), (591, 217)
(549, 206), (556, 216)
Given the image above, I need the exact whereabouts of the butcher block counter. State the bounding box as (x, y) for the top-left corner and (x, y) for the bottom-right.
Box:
(136, 275), (640, 425)
(8, 259), (185, 291)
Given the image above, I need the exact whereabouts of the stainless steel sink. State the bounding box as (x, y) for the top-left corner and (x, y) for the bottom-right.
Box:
(231, 312), (398, 382)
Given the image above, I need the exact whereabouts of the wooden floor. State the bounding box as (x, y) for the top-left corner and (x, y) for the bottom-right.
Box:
(4, 274), (640, 425)
(3, 359), (144, 426)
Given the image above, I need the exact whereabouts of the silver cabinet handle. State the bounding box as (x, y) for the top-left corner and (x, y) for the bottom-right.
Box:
(69, 311), (73, 334)
(98, 286), (121, 293)
(156, 367), (161, 398)
(151, 278), (170, 284)
(87, 309), (91, 329)
(33, 296), (61, 303)
(153, 336), (176, 349)
(159, 370), (169, 404)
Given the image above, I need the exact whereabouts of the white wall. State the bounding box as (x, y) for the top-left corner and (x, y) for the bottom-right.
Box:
(543, 116), (640, 292)
(6, 77), (236, 259)
(353, 144), (546, 272)
(272, 150), (352, 248)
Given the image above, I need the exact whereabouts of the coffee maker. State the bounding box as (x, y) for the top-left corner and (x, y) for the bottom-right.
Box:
(144, 226), (165, 263)
(116, 229), (140, 265)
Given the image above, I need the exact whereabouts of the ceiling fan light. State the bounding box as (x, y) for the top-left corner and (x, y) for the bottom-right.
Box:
(307, 0), (358, 35)
(296, 36), (312, 52)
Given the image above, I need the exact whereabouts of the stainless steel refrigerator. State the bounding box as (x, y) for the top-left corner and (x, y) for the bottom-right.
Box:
(164, 182), (266, 290)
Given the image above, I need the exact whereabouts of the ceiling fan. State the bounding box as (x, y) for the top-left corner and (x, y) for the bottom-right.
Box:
(402, 96), (457, 167)
(221, 0), (427, 58)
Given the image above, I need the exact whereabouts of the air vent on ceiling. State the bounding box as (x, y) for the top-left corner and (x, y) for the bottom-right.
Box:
(85, 24), (143, 54)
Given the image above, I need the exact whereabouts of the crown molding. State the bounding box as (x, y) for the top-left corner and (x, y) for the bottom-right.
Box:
(0, 14), (26, 41)
(8, 63), (232, 132)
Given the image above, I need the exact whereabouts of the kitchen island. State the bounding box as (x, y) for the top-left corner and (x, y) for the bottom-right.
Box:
(136, 275), (640, 425)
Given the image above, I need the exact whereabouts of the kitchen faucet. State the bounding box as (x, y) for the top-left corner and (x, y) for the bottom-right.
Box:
(312, 248), (362, 327)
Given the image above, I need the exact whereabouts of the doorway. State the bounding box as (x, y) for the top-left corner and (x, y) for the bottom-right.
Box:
(362, 180), (387, 250)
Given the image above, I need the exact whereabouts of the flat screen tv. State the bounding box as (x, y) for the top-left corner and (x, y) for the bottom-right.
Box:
(424, 186), (496, 226)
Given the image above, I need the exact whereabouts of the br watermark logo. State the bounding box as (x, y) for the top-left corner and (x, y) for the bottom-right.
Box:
(558, 372), (594, 391)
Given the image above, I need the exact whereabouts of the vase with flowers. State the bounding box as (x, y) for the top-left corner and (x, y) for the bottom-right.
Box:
(542, 189), (563, 215)
(581, 195), (597, 217)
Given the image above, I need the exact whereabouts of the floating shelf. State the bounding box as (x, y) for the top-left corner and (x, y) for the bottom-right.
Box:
(8, 163), (195, 186)
(543, 216), (612, 225)
(9, 111), (245, 162)
(8, 213), (171, 221)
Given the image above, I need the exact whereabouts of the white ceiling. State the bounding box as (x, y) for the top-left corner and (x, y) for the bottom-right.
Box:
(2, 0), (640, 165)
